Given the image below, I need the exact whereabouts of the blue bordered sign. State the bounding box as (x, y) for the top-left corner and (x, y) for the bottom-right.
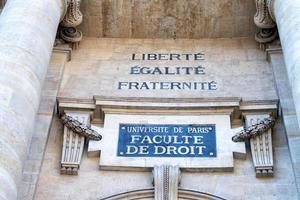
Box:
(117, 124), (216, 157)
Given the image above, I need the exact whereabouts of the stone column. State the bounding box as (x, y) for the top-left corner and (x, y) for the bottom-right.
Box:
(0, 0), (65, 199)
(273, 1), (300, 195)
(273, 1), (300, 127)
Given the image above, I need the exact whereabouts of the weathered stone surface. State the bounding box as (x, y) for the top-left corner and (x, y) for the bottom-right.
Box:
(34, 114), (298, 200)
(78, 0), (256, 38)
(34, 37), (297, 200)
(59, 37), (277, 101)
(35, 116), (152, 199)
(1, 0), (299, 199)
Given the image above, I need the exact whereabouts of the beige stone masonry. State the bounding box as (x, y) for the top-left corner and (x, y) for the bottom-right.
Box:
(245, 114), (274, 177)
(60, 112), (89, 175)
(56, 97), (277, 173)
(0, 0), (66, 199)
(79, 0), (256, 39)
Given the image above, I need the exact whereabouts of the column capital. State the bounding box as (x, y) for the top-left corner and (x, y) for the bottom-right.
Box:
(254, 0), (278, 44)
(60, 0), (83, 28)
(254, 0), (276, 29)
(267, 0), (276, 22)
(58, 0), (83, 49)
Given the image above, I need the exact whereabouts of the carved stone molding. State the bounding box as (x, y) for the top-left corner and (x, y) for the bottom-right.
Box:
(255, 28), (278, 45)
(153, 165), (181, 200)
(100, 188), (227, 200)
(57, 97), (278, 177)
(232, 116), (275, 142)
(61, 114), (102, 141)
(254, 0), (276, 29)
(245, 114), (274, 177)
(57, 0), (83, 49)
(60, 112), (90, 175)
(266, 0), (275, 22)
(254, 0), (278, 44)
(61, 0), (83, 28)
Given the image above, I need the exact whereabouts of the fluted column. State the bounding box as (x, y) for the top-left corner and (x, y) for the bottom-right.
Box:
(273, 1), (300, 127)
(0, 0), (65, 199)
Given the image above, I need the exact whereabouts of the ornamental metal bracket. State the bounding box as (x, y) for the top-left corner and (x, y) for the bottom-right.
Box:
(56, 0), (83, 49)
(60, 112), (102, 175)
(233, 115), (275, 177)
(153, 165), (181, 200)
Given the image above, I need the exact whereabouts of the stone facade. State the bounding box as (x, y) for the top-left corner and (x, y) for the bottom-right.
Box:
(33, 38), (297, 200)
(0, 0), (299, 200)
(79, 0), (256, 38)
(58, 37), (276, 100)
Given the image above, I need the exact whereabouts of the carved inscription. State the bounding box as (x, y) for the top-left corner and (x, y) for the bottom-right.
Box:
(118, 52), (218, 91)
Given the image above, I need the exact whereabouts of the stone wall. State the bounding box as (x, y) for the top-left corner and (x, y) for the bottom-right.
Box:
(58, 37), (277, 100)
(34, 112), (298, 200)
(32, 37), (298, 200)
(79, 0), (256, 38)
